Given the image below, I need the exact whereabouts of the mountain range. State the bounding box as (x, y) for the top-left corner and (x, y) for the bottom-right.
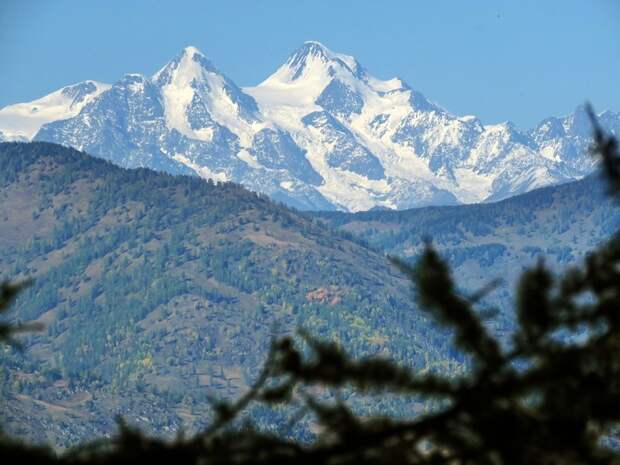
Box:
(1, 42), (618, 211)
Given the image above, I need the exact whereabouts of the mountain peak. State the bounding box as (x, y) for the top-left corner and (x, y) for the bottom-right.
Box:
(296, 40), (331, 55)
(152, 45), (217, 87)
(0, 80), (110, 140)
(304, 40), (327, 47)
(295, 40), (339, 62)
(282, 41), (363, 82)
(181, 45), (206, 59)
(302, 40), (329, 51)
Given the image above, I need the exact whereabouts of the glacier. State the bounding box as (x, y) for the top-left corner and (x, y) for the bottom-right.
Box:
(1, 42), (617, 212)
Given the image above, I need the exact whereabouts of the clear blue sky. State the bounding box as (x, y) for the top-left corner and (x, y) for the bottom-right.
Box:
(1, 0), (618, 128)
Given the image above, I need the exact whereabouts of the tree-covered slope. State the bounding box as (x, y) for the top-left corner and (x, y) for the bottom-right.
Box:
(0, 142), (456, 447)
(312, 174), (620, 338)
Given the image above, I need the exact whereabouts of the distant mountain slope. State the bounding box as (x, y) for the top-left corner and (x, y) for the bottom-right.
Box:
(0, 142), (454, 447)
(312, 173), (620, 336)
(0, 81), (109, 141)
(1, 43), (617, 211)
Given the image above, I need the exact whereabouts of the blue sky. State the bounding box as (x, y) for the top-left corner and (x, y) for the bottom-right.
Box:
(1, 0), (618, 128)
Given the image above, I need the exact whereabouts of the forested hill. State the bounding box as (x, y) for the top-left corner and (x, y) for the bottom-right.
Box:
(311, 172), (620, 337)
(0, 142), (453, 447)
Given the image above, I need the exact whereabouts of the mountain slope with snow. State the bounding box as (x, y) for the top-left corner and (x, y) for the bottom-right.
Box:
(1, 42), (617, 211)
(0, 81), (109, 141)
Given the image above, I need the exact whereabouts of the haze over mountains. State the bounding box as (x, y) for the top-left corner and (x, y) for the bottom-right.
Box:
(1, 42), (618, 211)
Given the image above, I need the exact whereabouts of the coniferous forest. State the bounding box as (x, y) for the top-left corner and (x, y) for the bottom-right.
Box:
(0, 141), (457, 445)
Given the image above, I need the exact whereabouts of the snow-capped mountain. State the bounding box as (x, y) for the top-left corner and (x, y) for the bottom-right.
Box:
(0, 81), (109, 141)
(32, 46), (334, 209)
(1, 42), (617, 211)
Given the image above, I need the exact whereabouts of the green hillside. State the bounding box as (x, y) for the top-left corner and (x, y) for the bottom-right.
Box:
(312, 174), (620, 338)
(0, 142), (454, 447)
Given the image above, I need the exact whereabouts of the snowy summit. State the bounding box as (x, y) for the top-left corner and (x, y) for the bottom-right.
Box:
(1, 43), (618, 211)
